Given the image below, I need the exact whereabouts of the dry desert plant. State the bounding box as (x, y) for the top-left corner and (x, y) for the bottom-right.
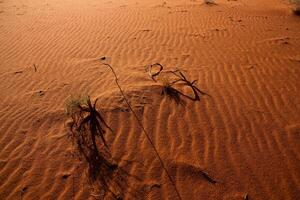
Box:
(66, 95), (116, 170)
(102, 63), (183, 200)
(147, 63), (210, 102)
(66, 95), (124, 198)
(168, 69), (210, 101)
(66, 95), (112, 148)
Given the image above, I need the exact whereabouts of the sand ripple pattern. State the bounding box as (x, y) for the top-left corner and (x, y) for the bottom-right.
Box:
(0, 0), (300, 199)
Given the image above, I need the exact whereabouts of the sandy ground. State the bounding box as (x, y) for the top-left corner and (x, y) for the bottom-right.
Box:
(0, 0), (300, 199)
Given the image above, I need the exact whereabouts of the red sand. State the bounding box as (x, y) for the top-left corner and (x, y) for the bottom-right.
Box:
(0, 0), (300, 199)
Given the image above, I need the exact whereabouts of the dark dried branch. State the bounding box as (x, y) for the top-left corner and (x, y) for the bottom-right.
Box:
(147, 63), (164, 81)
(102, 63), (182, 200)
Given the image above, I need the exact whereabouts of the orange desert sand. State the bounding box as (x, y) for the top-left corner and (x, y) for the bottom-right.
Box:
(0, 0), (300, 199)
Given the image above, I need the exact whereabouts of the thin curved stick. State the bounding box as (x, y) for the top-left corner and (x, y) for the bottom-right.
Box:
(102, 63), (182, 200)
(147, 63), (164, 81)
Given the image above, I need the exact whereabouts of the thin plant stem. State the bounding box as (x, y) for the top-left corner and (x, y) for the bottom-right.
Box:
(102, 63), (182, 200)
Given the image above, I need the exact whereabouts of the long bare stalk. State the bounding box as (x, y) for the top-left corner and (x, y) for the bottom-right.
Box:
(102, 63), (182, 200)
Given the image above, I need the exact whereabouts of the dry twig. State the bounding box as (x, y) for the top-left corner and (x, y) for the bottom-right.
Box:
(102, 63), (182, 200)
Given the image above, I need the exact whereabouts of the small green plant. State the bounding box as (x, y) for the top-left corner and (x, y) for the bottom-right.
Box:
(65, 94), (89, 116)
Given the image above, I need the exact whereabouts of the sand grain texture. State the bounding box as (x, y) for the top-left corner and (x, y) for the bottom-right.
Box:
(0, 0), (300, 199)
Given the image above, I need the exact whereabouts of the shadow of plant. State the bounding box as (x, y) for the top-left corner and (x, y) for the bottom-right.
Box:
(86, 152), (143, 200)
(147, 64), (210, 104)
(161, 81), (185, 105)
(66, 95), (141, 199)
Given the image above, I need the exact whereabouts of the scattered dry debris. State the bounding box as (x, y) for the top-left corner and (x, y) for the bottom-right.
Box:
(245, 65), (255, 70)
(21, 186), (28, 197)
(37, 90), (45, 96)
(14, 70), (23, 74)
(243, 193), (249, 200)
(200, 170), (217, 184)
(150, 183), (161, 190)
(204, 0), (217, 6)
(33, 64), (37, 72)
(62, 174), (71, 179)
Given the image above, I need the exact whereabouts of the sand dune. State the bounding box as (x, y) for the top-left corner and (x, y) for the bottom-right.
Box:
(0, 0), (300, 199)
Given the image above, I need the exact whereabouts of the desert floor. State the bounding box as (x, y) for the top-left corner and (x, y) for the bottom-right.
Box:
(0, 0), (300, 199)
